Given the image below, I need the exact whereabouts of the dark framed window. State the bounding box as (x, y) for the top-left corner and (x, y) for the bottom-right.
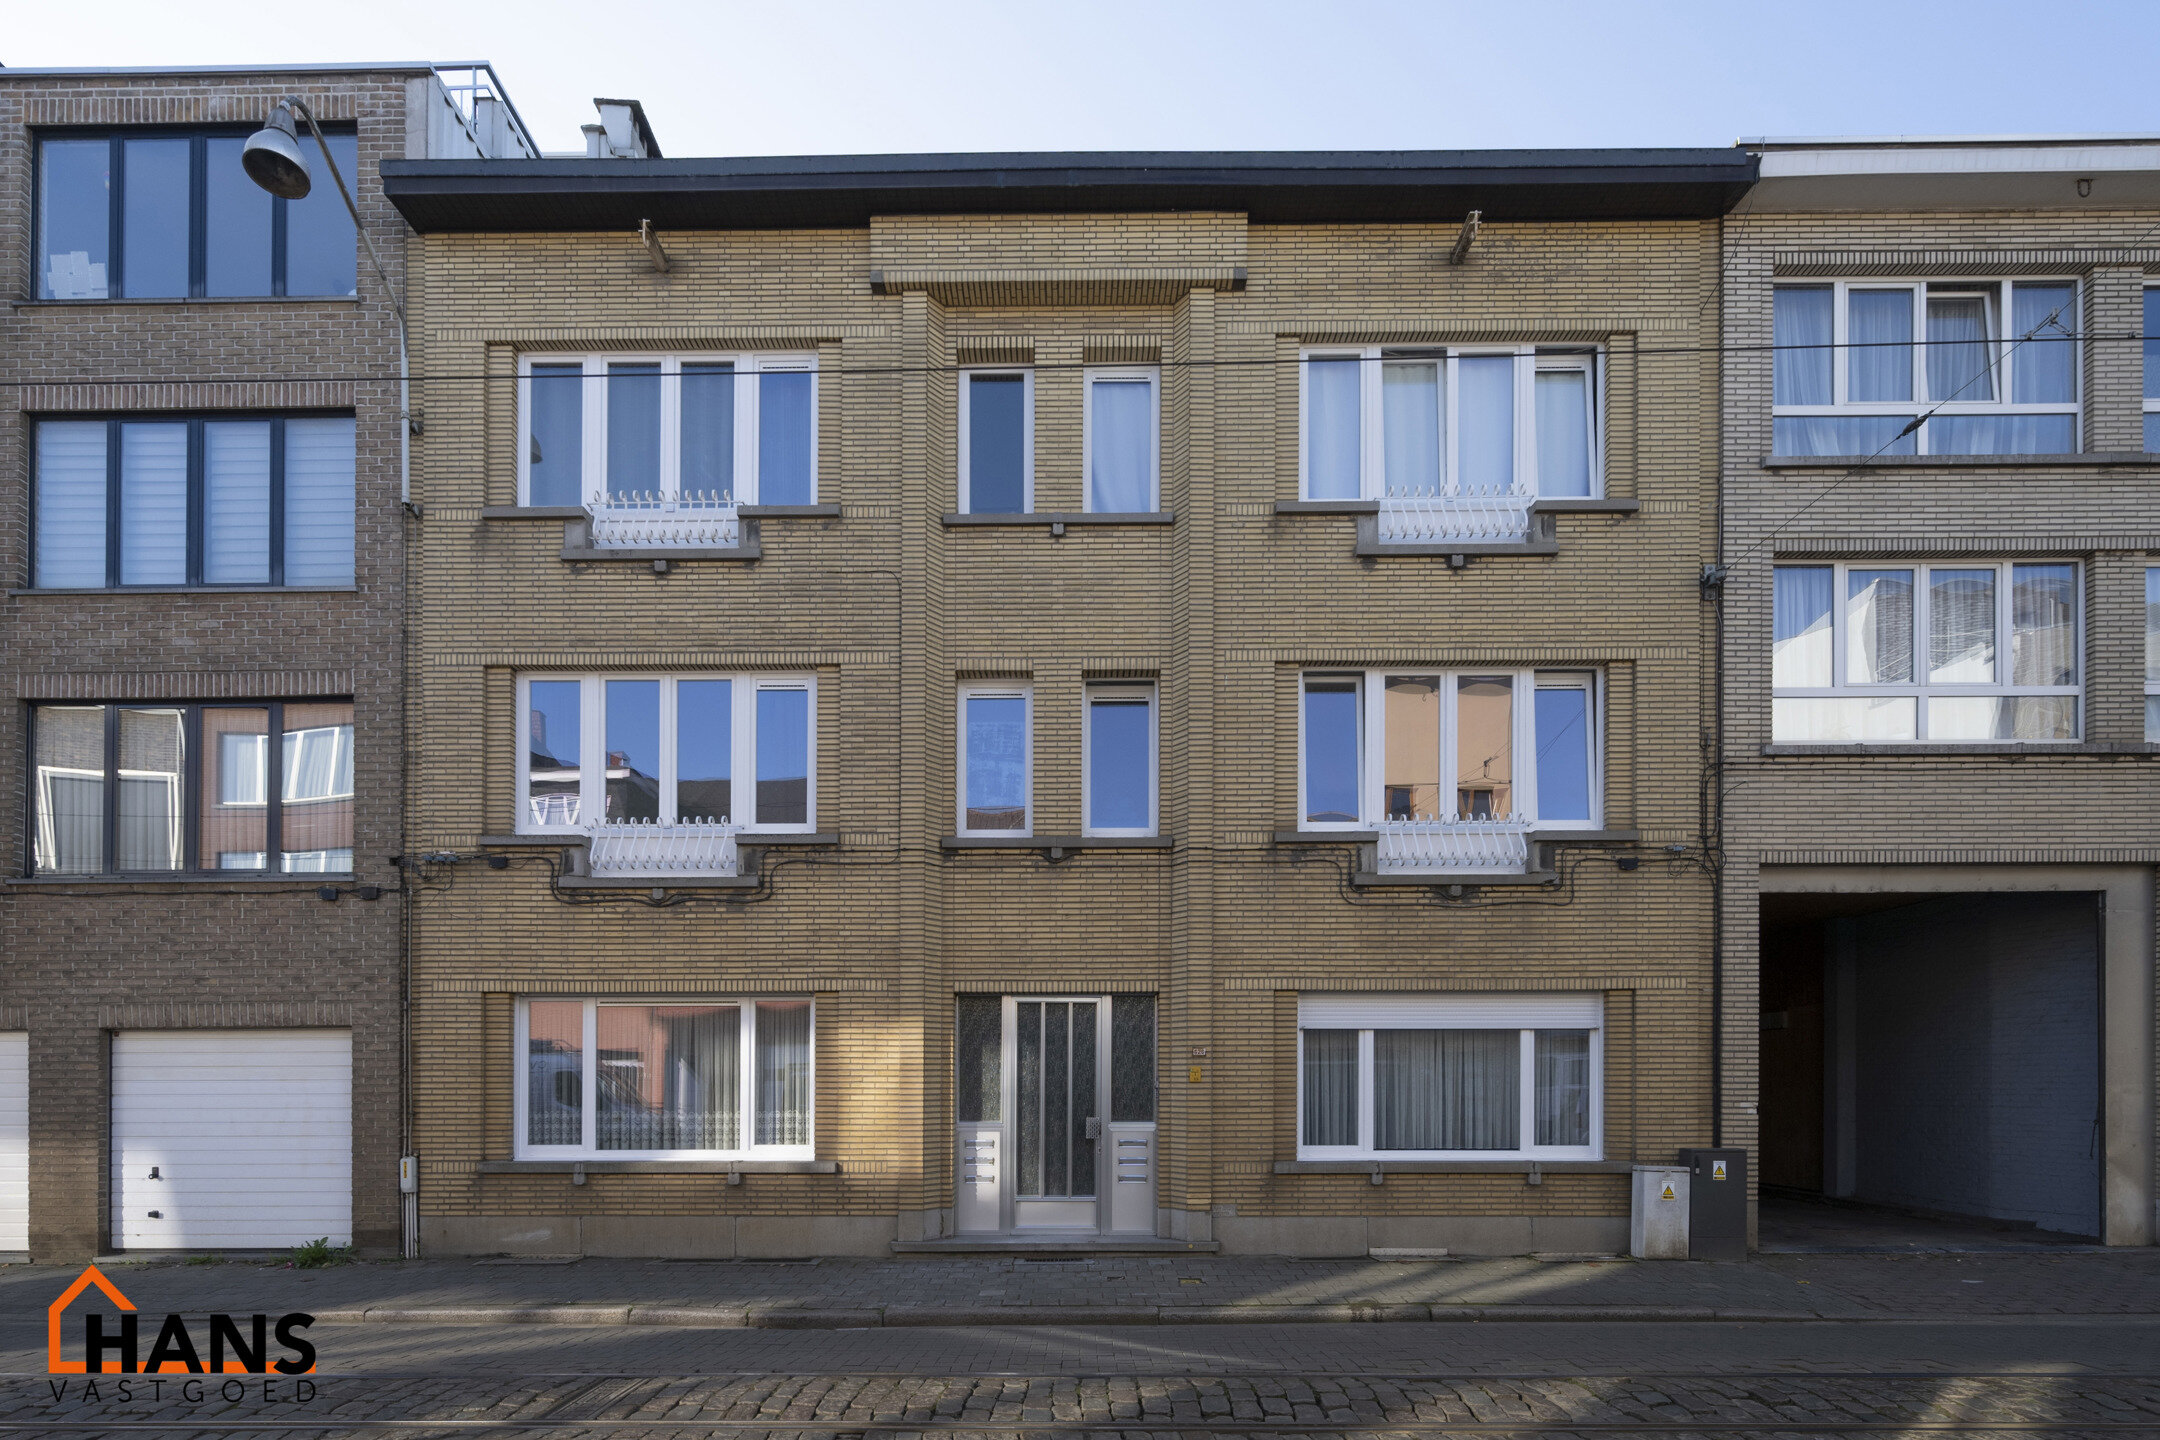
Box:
(29, 700), (354, 876)
(33, 414), (355, 589)
(36, 128), (358, 301)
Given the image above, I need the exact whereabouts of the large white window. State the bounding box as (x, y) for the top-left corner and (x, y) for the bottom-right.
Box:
(1772, 280), (2079, 457)
(958, 685), (1031, 835)
(1298, 671), (1600, 830)
(2144, 288), (2160, 453)
(1772, 561), (2080, 742)
(2145, 569), (2159, 743)
(518, 675), (813, 832)
(1083, 684), (1156, 836)
(1084, 368), (1160, 513)
(519, 353), (816, 508)
(1297, 993), (1600, 1161)
(959, 369), (1032, 515)
(1300, 347), (1599, 502)
(518, 997), (813, 1160)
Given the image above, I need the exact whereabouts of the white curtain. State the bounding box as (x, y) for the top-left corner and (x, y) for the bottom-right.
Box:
(756, 1001), (812, 1145)
(1928, 414), (2076, 456)
(35, 421), (107, 588)
(119, 423), (187, 585)
(2010, 563), (2078, 687)
(1301, 1029), (1358, 1146)
(1925, 294), (1994, 402)
(1773, 415), (1916, 458)
(1381, 361), (1440, 495)
(526, 1001), (585, 1146)
(1844, 569), (1913, 684)
(1534, 1030), (1590, 1146)
(203, 421), (271, 583)
(1088, 378), (1153, 513)
(284, 417), (356, 586)
(1373, 1028), (1518, 1150)
(1773, 287), (1833, 405)
(1928, 569), (1997, 683)
(1847, 289), (1914, 403)
(597, 1004), (740, 1151)
(1534, 370), (1592, 497)
(1456, 356), (1516, 495)
(1772, 567), (1834, 688)
(1305, 358), (1361, 498)
(2012, 283), (2077, 404)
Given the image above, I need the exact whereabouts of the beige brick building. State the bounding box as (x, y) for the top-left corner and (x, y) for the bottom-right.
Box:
(385, 142), (1754, 1255)
(1719, 138), (2160, 1248)
(0, 62), (534, 1260)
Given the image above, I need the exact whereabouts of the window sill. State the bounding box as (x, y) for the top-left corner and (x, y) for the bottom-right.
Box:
(1274, 500), (1379, 515)
(1760, 741), (2155, 757)
(1274, 1160), (1631, 1175)
(941, 835), (1174, 850)
(942, 511), (1175, 528)
(1529, 828), (1640, 844)
(740, 504), (841, 518)
(6, 873), (355, 887)
(10, 585), (358, 596)
(1761, 452), (2158, 469)
(1352, 870), (1559, 888)
(14, 295), (361, 309)
(480, 506), (585, 519)
(479, 1159), (837, 1175)
(561, 537), (763, 563)
(482, 832), (838, 848)
(1274, 829), (1377, 844)
(1275, 499), (1636, 516)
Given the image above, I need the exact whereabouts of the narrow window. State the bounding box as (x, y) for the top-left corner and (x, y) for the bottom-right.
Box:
(525, 680), (583, 827)
(962, 371), (1028, 514)
(1300, 1030), (1359, 1147)
(117, 708), (185, 872)
(1454, 677), (1514, 820)
(1110, 994), (1157, 1123)
(1381, 360), (1442, 496)
(202, 421), (272, 584)
(606, 363), (662, 497)
(1454, 355), (1516, 495)
(283, 417), (358, 586)
(282, 132), (359, 298)
(33, 707), (106, 875)
(680, 363), (735, 500)
(757, 370), (815, 505)
(201, 708), (270, 869)
(596, 1003), (739, 1152)
(2145, 290), (2160, 452)
(956, 994), (1003, 1124)
(755, 1000), (813, 1146)
(1534, 1030), (1593, 1147)
(675, 679), (732, 822)
(121, 137), (190, 300)
(280, 702), (354, 872)
(1086, 371), (1156, 513)
(754, 687), (811, 826)
(1381, 675), (1441, 820)
(203, 136), (273, 298)
(1534, 364), (1593, 497)
(526, 364), (585, 506)
(1844, 569), (1914, 684)
(1924, 290), (1995, 403)
(34, 421), (108, 589)
(1532, 675), (1595, 825)
(2146, 569), (2160, 742)
(119, 423), (188, 586)
(1847, 288), (1915, 403)
(961, 688), (1029, 834)
(1772, 566), (1835, 688)
(38, 139), (110, 299)
(1772, 286), (1834, 406)
(525, 1000), (586, 1147)
(1084, 685), (1154, 835)
(1301, 676), (1362, 826)
(604, 679), (661, 823)
(1303, 356), (1362, 500)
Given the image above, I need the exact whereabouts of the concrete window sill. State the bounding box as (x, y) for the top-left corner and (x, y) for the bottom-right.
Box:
(479, 833), (838, 848)
(5, 873), (355, 887)
(1760, 742), (2158, 757)
(941, 835), (1174, 851)
(1761, 452), (2160, 469)
(478, 1159), (838, 1175)
(9, 585), (359, 597)
(942, 511), (1174, 528)
(1273, 1159), (1635, 1175)
(14, 296), (361, 308)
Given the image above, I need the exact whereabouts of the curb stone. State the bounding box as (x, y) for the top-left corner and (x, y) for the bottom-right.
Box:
(309, 1302), (1833, 1328)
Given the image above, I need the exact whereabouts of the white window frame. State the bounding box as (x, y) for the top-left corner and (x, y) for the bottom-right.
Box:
(1297, 346), (1603, 501)
(2143, 285), (2160, 450)
(1297, 669), (1602, 829)
(513, 996), (815, 1161)
(2147, 567), (2160, 743)
(956, 683), (1032, 837)
(517, 351), (818, 506)
(1295, 993), (1602, 1162)
(1770, 279), (2081, 455)
(1081, 367), (1160, 513)
(957, 367), (1034, 514)
(1771, 560), (2083, 742)
(1082, 682), (1158, 837)
(281, 723), (354, 804)
(515, 673), (817, 834)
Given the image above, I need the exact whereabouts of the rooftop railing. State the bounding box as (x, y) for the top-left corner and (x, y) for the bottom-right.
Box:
(584, 490), (741, 550)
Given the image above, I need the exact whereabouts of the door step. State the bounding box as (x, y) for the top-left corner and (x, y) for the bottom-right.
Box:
(891, 1236), (1220, 1255)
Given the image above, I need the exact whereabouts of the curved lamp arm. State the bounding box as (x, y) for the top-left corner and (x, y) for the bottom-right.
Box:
(283, 96), (406, 329)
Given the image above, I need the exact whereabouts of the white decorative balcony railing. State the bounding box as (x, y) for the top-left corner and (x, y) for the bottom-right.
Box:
(586, 818), (742, 878)
(584, 490), (740, 550)
(1374, 815), (1534, 873)
(1377, 489), (1535, 544)
(529, 793), (582, 827)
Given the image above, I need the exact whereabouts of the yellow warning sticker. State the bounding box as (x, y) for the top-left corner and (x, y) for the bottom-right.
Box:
(1712, 1160), (1728, 1181)
(1661, 1184), (1676, 1200)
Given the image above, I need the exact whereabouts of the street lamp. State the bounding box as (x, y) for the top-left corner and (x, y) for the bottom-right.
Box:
(242, 97), (413, 504)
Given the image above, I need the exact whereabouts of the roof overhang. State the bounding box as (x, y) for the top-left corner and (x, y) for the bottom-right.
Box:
(379, 148), (1758, 232)
(1746, 142), (2160, 212)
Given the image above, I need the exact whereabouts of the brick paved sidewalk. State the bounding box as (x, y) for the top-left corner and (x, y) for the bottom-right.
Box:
(5, 1248), (2156, 1328)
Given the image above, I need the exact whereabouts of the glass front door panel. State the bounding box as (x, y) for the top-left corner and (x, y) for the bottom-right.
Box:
(1016, 1000), (1097, 1199)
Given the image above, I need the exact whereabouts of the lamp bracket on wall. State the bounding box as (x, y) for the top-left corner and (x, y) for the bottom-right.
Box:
(1449, 210), (1482, 265)
(640, 218), (670, 273)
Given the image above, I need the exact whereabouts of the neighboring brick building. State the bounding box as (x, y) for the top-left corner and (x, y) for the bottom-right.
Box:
(382, 144), (1755, 1255)
(0, 62), (536, 1259)
(1718, 138), (2160, 1247)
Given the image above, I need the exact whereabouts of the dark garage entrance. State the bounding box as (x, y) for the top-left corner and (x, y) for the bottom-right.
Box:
(1758, 891), (2102, 1248)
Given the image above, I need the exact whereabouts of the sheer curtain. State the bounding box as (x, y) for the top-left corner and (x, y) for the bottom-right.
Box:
(1929, 569), (1997, 682)
(606, 363), (661, 498)
(1772, 567), (1834, 687)
(1534, 370), (1592, 497)
(1925, 294), (1995, 402)
(1305, 358), (1361, 498)
(1844, 569), (1913, 684)
(596, 1003), (739, 1150)
(2010, 563), (2078, 687)
(758, 372), (815, 505)
(1534, 1030), (1590, 1146)
(1301, 1030), (1358, 1146)
(526, 1001), (584, 1146)
(1848, 289), (1915, 402)
(1088, 378), (1153, 512)
(1381, 361), (1440, 495)
(1773, 287), (1833, 406)
(1373, 1029), (1518, 1150)
(1456, 356), (1516, 495)
(756, 1001), (812, 1145)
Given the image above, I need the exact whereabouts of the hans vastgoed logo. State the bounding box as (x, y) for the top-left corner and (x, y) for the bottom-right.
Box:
(44, 1265), (317, 1406)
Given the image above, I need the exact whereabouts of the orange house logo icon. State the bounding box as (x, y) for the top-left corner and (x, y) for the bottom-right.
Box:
(47, 1265), (315, 1376)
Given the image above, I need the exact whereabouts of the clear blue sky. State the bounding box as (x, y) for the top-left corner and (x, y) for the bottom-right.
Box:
(7, 0), (2155, 157)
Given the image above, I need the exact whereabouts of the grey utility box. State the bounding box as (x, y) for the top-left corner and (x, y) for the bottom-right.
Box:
(1677, 1147), (1747, 1260)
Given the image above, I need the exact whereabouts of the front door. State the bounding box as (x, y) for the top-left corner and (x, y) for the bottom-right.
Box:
(954, 993), (1156, 1236)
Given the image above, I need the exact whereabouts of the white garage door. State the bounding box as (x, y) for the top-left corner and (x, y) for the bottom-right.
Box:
(0, 1034), (26, 1253)
(111, 1029), (350, 1249)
